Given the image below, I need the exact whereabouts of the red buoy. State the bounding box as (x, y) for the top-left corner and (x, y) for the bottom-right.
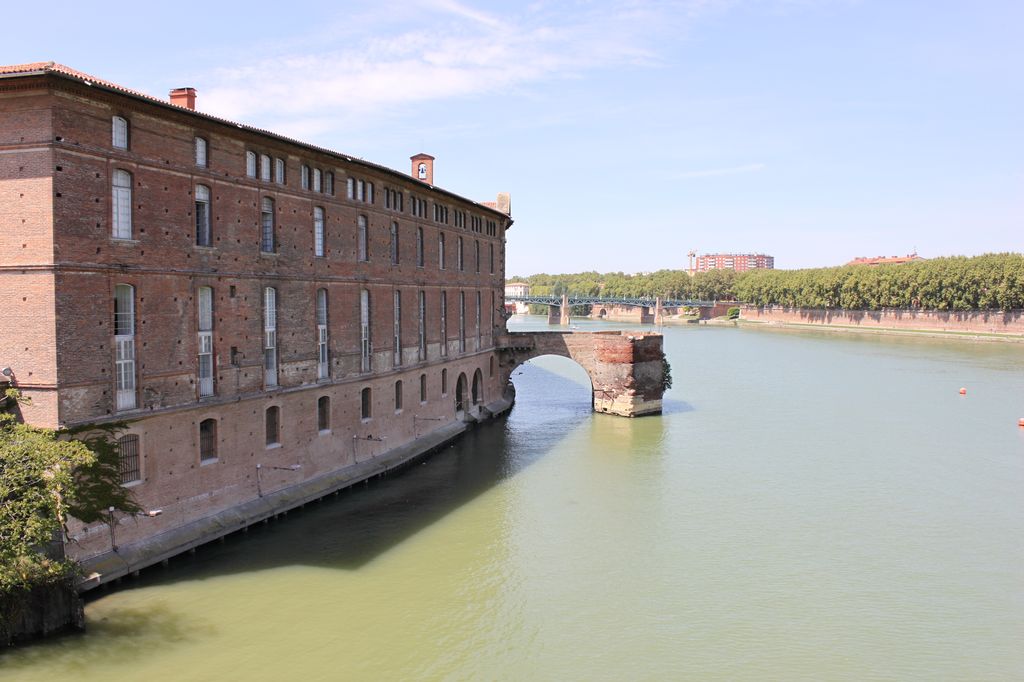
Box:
(959, 387), (967, 395)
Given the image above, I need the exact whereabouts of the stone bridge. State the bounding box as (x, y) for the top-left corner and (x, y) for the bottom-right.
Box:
(497, 331), (667, 417)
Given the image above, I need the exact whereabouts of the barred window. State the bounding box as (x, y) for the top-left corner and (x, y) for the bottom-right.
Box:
(358, 215), (368, 262)
(260, 154), (271, 182)
(261, 197), (275, 253)
(275, 158), (286, 184)
(200, 419), (217, 461)
(246, 151), (257, 177)
(118, 434), (141, 484)
(314, 207), (325, 257)
(114, 284), (136, 411)
(112, 170), (132, 239)
(195, 185), (212, 246)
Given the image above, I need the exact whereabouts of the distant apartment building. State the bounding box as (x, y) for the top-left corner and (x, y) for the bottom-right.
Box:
(692, 253), (774, 273)
(846, 252), (925, 266)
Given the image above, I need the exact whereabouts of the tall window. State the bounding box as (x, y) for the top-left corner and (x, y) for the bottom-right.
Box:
(394, 381), (403, 411)
(459, 292), (466, 353)
(358, 215), (369, 262)
(195, 137), (207, 167)
(314, 207), (325, 257)
(489, 243), (494, 274)
(417, 290), (426, 361)
(266, 406), (280, 446)
(416, 227), (424, 267)
(439, 232), (446, 270)
(441, 368), (448, 395)
(195, 185), (211, 246)
(275, 158), (285, 184)
(112, 169), (132, 239)
(360, 289), (371, 373)
(420, 374), (427, 402)
(318, 396), (330, 432)
(197, 286), (214, 397)
(246, 151), (257, 177)
(261, 197), (275, 253)
(200, 419), (217, 461)
(112, 116), (129, 149)
(264, 287), (277, 387)
(301, 165), (310, 190)
(476, 291), (482, 349)
(457, 237), (464, 271)
(325, 172), (334, 195)
(317, 288), (329, 380)
(313, 168), (322, 192)
(390, 222), (399, 265)
(361, 387), (372, 420)
(114, 284), (136, 410)
(393, 290), (402, 367)
(260, 154), (271, 182)
(439, 291), (448, 357)
(475, 240), (480, 273)
(118, 434), (140, 484)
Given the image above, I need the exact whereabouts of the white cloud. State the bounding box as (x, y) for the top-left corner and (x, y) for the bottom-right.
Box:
(196, 1), (715, 135)
(675, 163), (767, 179)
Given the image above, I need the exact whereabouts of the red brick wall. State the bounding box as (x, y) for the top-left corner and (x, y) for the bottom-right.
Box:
(741, 306), (1024, 335)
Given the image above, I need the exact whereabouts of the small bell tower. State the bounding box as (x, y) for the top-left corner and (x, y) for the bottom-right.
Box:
(410, 153), (435, 184)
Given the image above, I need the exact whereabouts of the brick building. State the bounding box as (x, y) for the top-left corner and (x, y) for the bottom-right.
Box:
(691, 253), (774, 272)
(0, 62), (513, 578)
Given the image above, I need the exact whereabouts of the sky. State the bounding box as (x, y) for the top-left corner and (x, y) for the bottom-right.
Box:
(3, 0), (1021, 274)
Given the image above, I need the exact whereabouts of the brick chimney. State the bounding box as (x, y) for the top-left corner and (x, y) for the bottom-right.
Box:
(411, 153), (435, 184)
(169, 87), (197, 110)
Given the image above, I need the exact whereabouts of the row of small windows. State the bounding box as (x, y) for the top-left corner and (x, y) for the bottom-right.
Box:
(118, 358), (492, 481)
(111, 283), (496, 408)
(112, 175), (498, 273)
(109, 116), (501, 237)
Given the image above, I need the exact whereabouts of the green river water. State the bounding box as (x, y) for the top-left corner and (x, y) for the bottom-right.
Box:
(3, 317), (1023, 680)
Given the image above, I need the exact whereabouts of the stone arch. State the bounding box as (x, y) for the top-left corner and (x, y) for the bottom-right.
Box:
(471, 368), (483, 405)
(455, 372), (468, 415)
(498, 331), (665, 417)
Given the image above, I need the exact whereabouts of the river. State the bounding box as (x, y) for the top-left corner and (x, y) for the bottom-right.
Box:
(3, 317), (1023, 680)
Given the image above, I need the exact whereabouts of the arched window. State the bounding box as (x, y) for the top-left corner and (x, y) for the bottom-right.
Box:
(114, 284), (136, 410)
(358, 215), (369, 261)
(261, 197), (275, 253)
(112, 170), (132, 239)
(195, 185), (211, 246)
(264, 287), (277, 387)
(360, 289), (371, 372)
(318, 396), (330, 432)
(197, 286), (214, 397)
(314, 206), (325, 257)
(199, 419), (217, 461)
(260, 154), (271, 182)
(118, 434), (141, 484)
(112, 116), (129, 149)
(316, 288), (329, 380)
(361, 387), (372, 420)
(246, 151), (257, 177)
(266, 406), (280, 446)
(194, 137), (207, 167)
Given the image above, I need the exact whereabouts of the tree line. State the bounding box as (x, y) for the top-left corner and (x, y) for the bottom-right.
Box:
(508, 253), (1024, 311)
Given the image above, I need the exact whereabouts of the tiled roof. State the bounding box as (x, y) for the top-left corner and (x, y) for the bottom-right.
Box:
(0, 61), (512, 223)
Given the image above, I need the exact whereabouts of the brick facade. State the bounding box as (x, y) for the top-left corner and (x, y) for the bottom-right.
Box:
(0, 64), (513, 567)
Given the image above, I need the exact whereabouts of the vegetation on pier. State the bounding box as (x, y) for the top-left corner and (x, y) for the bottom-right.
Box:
(510, 253), (1024, 311)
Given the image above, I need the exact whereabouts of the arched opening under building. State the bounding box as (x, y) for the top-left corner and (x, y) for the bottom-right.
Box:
(471, 369), (483, 405)
(509, 355), (595, 424)
(597, 308), (607, 318)
(455, 372), (468, 415)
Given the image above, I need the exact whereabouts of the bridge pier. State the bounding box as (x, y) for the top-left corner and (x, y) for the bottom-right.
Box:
(498, 331), (667, 417)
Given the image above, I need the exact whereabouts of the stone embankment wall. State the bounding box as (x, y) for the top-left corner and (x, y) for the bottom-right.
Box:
(1, 581), (84, 647)
(741, 306), (1024, 335)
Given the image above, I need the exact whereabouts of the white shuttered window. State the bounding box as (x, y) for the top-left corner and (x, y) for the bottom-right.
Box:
(114, 284), (136, 410)
(112, 170), (132, 239)
(264, 287), (278, 387)
(198, 287), (214, 397)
